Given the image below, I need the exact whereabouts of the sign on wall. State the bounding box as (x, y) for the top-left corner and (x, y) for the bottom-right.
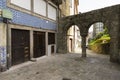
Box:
(2, 9), (13, 19)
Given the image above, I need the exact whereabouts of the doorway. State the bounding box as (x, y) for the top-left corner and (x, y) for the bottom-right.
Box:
(33, 31), (46, 58)
(11, 29), (30, 65)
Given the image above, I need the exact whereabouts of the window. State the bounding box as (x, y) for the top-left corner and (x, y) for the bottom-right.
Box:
(48, 4), (57, 20)
(11, 0), (31, 10)
(9, 0), (57, 21)
(48, 33), (55, 45)
(34, 0), (47, 16)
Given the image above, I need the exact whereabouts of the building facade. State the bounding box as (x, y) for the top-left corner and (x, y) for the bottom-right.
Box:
(0, 0), (62, 72)
(59, 0), (70, 17)
(93, 22), (104, 37)
(67, 0), (81, 52)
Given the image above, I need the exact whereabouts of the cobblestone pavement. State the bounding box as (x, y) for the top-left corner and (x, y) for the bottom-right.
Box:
(0, 50), (120, 80)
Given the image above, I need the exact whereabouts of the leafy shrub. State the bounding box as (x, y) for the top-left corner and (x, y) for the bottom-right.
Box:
(88, 27), (110, 45)
(88, 27), (110, 54)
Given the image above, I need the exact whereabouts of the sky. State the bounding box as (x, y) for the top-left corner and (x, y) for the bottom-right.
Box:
(78, 0), (120, 32)
(78, 0), (120, 13)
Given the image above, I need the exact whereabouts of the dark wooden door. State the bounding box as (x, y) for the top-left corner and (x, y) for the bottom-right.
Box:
(70, 38), (72, 52)
(33, 31), (46, 58)
(11, 29), (30, 65)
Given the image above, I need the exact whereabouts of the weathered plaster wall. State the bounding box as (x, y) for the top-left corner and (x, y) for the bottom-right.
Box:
(0, 23), (7, 71)
(59, 0), (70, 16)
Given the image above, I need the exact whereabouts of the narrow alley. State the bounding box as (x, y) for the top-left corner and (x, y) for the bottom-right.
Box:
(0, 50), (120, 80)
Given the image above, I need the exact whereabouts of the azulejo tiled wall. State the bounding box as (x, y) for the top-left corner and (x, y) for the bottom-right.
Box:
(0, 0), (57, 30)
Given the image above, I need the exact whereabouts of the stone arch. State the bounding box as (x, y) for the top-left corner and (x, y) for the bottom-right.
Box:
(63, 22), (75, 34)
(62, 21), (80, 53)
(57, 4), (120, 63)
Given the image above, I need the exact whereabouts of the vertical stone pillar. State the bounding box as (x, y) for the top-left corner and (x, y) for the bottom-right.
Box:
(7, 23), (11, 69)
(79, 25), (88, 57)
(108, 16), (120, 62)
(45, 32), (48, 56)
(0, 23), (7, 72)
(57, 26), (67, 53)
(110, 39), (119, 62)
(81, 36), (87, 57)
(30, 30), (33, 59)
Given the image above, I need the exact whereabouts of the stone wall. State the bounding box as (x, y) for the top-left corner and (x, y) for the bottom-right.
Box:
(57, 4), (120, 63)
(59, 0), (70, 16)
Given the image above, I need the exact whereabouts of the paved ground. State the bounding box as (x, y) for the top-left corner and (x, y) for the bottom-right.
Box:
(0, 50), (120, 80)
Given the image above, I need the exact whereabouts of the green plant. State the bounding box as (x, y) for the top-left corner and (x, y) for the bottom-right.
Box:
(88, 26), (110, 54)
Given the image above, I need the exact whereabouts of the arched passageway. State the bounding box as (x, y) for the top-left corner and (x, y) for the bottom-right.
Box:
(57, 4), (120, 63)
(88, 22), (110, 55)
(67, 25), (81, 53)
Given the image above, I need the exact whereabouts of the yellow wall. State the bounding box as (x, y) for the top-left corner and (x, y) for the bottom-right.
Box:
(0, 23), (7, 68)
(60, 0), (70, 17)
(0, 23), (6, 48)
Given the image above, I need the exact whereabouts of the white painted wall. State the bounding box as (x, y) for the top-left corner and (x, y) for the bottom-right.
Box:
(48, 4), (57, 20)
(34, 0), (47, 16)
(48, 44), (56, 56)
(11, 0), (31, 10)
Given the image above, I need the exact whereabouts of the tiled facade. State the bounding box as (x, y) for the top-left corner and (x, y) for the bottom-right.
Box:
(0, 0), (62, 72)
(0, 0), (57, 30)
